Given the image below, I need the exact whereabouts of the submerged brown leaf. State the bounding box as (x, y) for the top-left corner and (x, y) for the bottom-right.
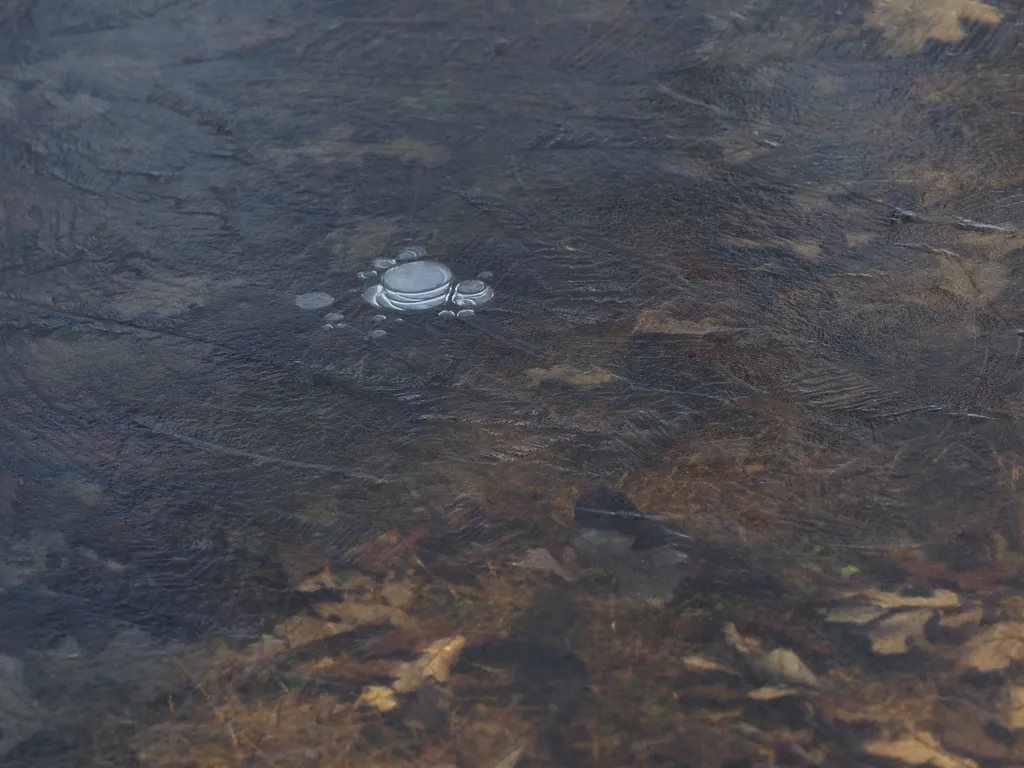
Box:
(865, 0), (1001, 55)
(868, 610), (933, 655)
(998, 684), (1024, 731)
(958, 622), (1024, 673)
(850, 587), (961, 609)
(928, 254), (1006, 309)
(863, 730), (978, 768)
(938, 607), (984, 629)
(523, 364), (617, 388)
(723, 624), (818, 688)
(748, 685), (801, 700)
(682, 655), (739, 676)
(514, 548), (581, 582)
(633, 310), (740, 336)
(356, 635), (467, 714)
(393, 635), (466, 693)
(359, 685), (399, 713)
(825, 604), (889, 625)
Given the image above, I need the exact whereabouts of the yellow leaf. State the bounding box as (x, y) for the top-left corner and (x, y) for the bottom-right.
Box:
(938, 607), (983, 628)
(633, 310), (738, 336)
(748, 685), (802, 700)
(927, 253), (1006, 309)
(682, 655), (738, 675)
(866, 0), (1001, 55)
(999, 685), (1024, 730)
(846, 232), (875, 249)
(958, 231), (1022, 260)
(392, 635), (466, 693)
(723, 623), (818, 687)
(852, 587), (960, 609)
(359, 685), (398, 712)
(524, 365), (617, 389)
(825, 604), (888, 625)
(868, 609), (934, 655)
(864, 730), (978, 768)
(958, 622), (1024, 673)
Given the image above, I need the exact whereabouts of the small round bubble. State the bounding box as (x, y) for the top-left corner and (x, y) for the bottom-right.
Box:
(477, 271), (494, 280)
(321, 323), (335, 331)
(323, 312), (344, 323)
(457, 309), (475, 319)
(438, 309), (456, 318)
(396, 245), (427, 261)
(295, 292), (335, 310)
(453, 297), (477, 308)
(455, 279), (486, 294)
(370, 314), (387, 324)
(368, 329), (387, 340)
(372, 257), (397, 270)
(358, 270), (377, 280)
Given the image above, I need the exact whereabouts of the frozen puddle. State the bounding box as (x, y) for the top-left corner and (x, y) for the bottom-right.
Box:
(361, 246), (494, 314)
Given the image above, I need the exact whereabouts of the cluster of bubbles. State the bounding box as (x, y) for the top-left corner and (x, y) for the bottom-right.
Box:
(360, 245), (494, 316)
(294, 245), (495, 340)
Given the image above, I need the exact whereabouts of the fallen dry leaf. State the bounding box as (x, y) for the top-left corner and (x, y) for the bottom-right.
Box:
(273, 615), (353, 646)
(825, 604), (889, 625)
(896, 559), (1013, 591)
(490, 746), (526, 768)
(380, 582), (416, 609)
(393, 635), (466, 693)
(297, 568), (343, 593)
(865, 0), (1001, 55)
(719, 236), (822, 262)
(868, 609), (934, 655)
(748, 685), (802, 700)
(359, 685), (399, 713)
(958, 622), (1024, 673)
(265, 124), (450, 169)
(311, 600), (403, 626)
(275, 574), (414, 645)
(939, 607), (984, 629)
(682, 655), (739, 675)
(724, 623), (819, 688)
(851, 587), (961, 610)
(959, 231), (1023, 260)
(633, 310), (740, 336)
(999, 684), (1024, 730)
(514, 548), (580, 582)
(524, 364), (617, 389)
(864, 730), (978, 768)
(357, 635), (467, 713)
(723, 623), (759, 656)
(846, 232), (875, 248)
(756, 649), (820, 688)
(345, 530), (425, 574)
(927, 253), (1007, 309)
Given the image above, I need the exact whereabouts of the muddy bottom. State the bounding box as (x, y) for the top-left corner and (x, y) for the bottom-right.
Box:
(3, 0), (1024, 765)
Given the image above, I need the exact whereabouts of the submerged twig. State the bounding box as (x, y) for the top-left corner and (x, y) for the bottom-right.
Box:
(843, 189), (1019, 235)
(654, 82), (731, 117)
(134, 419), (388, 484)
(945, 412), (999, 421)
(953, 217), (1017, 235)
